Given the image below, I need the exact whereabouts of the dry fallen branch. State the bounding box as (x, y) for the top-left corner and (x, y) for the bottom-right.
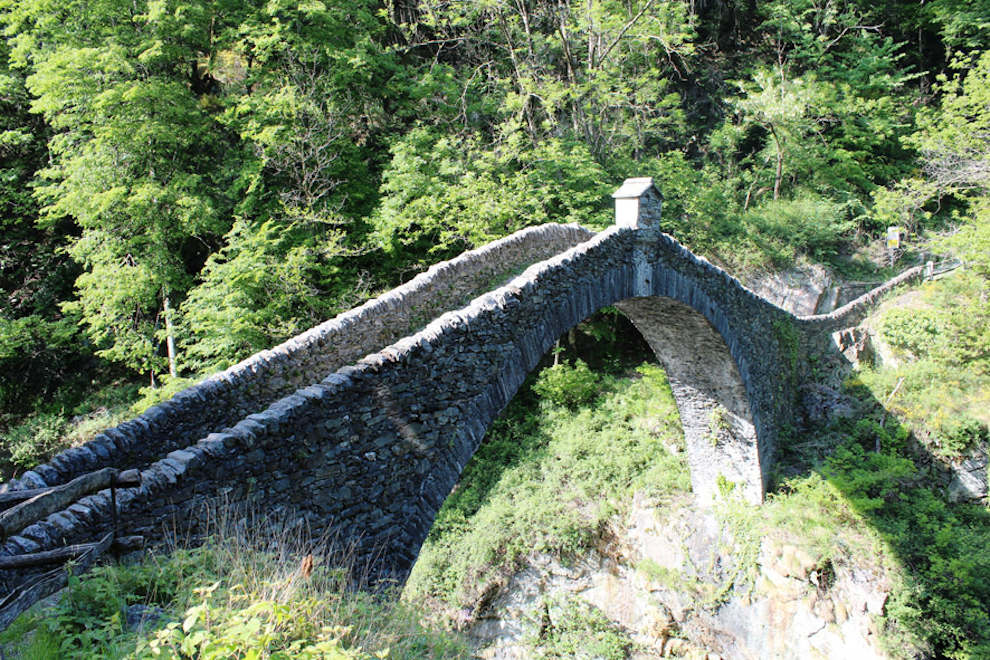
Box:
(0, 532), (114, 632)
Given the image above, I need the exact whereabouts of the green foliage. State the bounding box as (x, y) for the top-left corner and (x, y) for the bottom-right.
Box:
(393, 0), (693, 162)
(23, 20), (235, 374)
(179, 218), (350, 373)
(858, 358), (989, 460)
(742, 195), (855, 265)
(0, 379), (141, 480)
(926, 0), (990, 53)
(139, 584), (363, 659)
(531, 359), (599, 409)
(876, 50), (990, 251)
(4, 411), (66, 470)
(372, 129), (611, 272)
(723, 411), (990, 658)
(787, 374), (990, 657)
(726, 1), (916, 215)
(529, 594), (633, 660)
(820, 439), (915, 514)
(0, 0), (967, 418)
(877, 306), (941, 359)
(0, 313), (79, 413)
(405, 360), (689, 610)
(938, 417), (989, 458)
(3, 518), (467, 659)
(865, 276), (989, 460)
(130, 375), (199, 416)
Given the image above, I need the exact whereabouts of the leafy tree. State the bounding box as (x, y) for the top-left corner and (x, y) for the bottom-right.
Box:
(394, 0), (693, 163)
(727, 0), (916, 213)
(11, 1), (239, 380)
(926, 0), (990, 53)
(732, 68), (828, 202)
(373, 127), (611, 273)
(178, 0), (400, 371)
(180, 218), (348, 373)
(0, 38), (83, 413)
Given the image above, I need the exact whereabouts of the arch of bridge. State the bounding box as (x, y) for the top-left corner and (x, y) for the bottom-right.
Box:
(1, 180), (810, 586)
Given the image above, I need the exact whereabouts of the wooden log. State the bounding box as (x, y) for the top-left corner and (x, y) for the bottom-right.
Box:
(0, 468), (120, 542)
(0, 532), (114, 632)
(0, 536), (144, 570)
(0, 469), (143, 511)
(0, 469), (142, 512)
(0, 487), (55, 511)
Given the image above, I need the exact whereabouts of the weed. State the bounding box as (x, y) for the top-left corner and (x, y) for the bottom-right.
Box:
(1, 506), (468, 659)
(531, 359), (600, 409)
(528, 594), (633, 659)
(706, 405), (731, 447)
(0, 380), (142, 481)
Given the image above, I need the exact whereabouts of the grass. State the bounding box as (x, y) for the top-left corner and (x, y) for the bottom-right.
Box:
(0, 503), (468, 659)
(0, 371), (206, 484)
(0, 380), (143, 482)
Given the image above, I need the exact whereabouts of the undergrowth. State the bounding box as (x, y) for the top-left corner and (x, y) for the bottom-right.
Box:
(403, 358), (689, 614)
(0, 374), (204, 483)
(0, 509), (467, 659)
(526, 594), (634, 659)
(0, 380), (142, 481)
(861, 274), (989, 459)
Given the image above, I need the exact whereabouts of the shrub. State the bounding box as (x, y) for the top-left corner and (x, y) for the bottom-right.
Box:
(531, 595), (633, 660)
(5, 412), (68, 471)
(937, 416), (988, 457)
(742, 195), (855, 265)
(531, 359), (599, 408)
(877, 307), (941, 359)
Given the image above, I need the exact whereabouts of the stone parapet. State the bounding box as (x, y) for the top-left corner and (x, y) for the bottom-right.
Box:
(1, 224), (593, 495)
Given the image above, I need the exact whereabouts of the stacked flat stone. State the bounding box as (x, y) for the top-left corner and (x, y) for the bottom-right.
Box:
(0, 182), (925, 588)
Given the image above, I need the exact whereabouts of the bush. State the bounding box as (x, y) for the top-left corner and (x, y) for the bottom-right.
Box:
(877, 307), (941, 359)
(130, 376), (199, 416)
(531, 595), (633, 660)
(938, 416), (988, 457)
(742, 195), (855, 265)
(531, 359), (599, 408)
(0, 380), (142, 480)
(5, 412), (68, 471)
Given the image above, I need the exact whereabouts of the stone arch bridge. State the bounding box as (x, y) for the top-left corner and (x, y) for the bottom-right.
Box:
(1, 179), (921, 584)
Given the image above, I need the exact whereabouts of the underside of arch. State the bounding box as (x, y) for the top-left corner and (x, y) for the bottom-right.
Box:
(615, 296), (763, 504)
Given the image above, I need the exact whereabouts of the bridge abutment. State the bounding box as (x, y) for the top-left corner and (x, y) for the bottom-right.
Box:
(616, 297), (763, 504)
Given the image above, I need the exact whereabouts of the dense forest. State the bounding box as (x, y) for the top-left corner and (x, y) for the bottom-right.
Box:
(1, 0), (989, 657)
(1, 0), (986, 436)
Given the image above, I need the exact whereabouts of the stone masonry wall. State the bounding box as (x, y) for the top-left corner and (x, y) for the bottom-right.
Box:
(796, 264), (925, 336)
(0, 224), (593, 496)
(3, 226), (804, 586)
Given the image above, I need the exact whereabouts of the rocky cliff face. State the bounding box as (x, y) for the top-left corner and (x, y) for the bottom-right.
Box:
(744, 264), (880, 316)
(466, 493), (896, 659)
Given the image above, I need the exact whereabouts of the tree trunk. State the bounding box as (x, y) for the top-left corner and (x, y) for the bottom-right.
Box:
(769, 124), (783, 200)
(163, 290), (177, 378)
